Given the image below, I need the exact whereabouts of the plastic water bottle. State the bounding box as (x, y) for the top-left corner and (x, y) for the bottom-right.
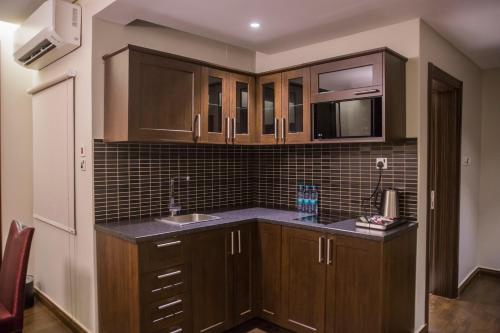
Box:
(311, 186), (319, 215)
(303, 185), (311, 213)
(297, 185), (304, 212)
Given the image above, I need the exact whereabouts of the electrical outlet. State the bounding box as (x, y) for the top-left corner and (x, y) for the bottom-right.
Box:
(376, 158), (388, 169)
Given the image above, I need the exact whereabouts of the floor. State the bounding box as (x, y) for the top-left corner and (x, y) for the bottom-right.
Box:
(429, 273), (500, 333)
(23, 274), (500, 333)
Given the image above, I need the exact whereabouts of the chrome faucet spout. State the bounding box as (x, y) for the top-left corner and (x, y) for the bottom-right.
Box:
(168, 176), (190, 216)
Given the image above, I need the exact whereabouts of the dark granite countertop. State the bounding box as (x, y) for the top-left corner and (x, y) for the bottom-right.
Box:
(94, 207), (417, 243)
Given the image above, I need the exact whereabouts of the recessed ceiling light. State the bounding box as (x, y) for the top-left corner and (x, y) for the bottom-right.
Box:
(250, 22), (261, 29)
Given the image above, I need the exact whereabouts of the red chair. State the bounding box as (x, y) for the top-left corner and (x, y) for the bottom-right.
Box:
(0, 221), (34, 333)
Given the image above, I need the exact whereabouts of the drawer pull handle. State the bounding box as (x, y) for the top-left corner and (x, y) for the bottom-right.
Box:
(170, 328), (183, 333)
(158, 299), (182, 310)
(152, 282), (184, 294)
(156, 240), (181, 248)
(354, 88), (380, 95)
(157, 270), (182, 279)
(152, 311), (184, 325)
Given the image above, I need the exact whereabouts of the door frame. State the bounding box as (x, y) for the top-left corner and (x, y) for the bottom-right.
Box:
(425, 63), (463, 324)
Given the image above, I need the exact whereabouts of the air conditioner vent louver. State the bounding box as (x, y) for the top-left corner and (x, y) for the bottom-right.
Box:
(19, 39), (56, 66)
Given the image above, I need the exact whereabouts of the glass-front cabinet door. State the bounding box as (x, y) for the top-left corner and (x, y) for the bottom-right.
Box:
(281, 68), (311, 143)
(230, 73), (255, 144)
(201, 67), (230, 143)
(256, 73), (282, 144)
(310, 53), (383, 103)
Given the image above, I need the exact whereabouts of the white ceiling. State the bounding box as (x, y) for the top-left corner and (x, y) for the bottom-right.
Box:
(96, 0), (500, 69)
(2, 0), (500, 68)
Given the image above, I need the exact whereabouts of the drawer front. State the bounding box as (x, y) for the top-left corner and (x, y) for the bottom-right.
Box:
(140, 237), (185, 273)
(144, 295), (186, 332)
(142, 265), (187, 303)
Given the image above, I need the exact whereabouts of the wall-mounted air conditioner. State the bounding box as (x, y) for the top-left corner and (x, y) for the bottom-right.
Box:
(13, 0), (81, 70)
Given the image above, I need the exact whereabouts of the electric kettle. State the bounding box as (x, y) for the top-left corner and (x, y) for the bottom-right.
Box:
(379, 189), (400, 219)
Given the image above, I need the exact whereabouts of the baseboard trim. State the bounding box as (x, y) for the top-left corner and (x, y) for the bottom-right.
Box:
(34, 288), (88, 333)
(459, 267), (500, 295)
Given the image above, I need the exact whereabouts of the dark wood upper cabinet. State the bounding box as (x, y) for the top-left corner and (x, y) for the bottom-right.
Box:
(230, 73), (256, 144)
(310, 53), (383, 103)
(191, 228), (230, 333)
(281, 68), (311, 144)
(229, 224), (256, 325)
(104, 46), (201, 142)
(256, 223), (282, 324)
(281, 227), (326, 333)
(256, 73), (282, 144)
(201, 67), (230, 144)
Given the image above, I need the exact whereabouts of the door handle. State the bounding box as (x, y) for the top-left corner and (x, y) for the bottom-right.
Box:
(156, 240), (181, 248)
(238, 230), (242, 254)
(230, 231), (235, 255)
(274, 117), (279, 140)
(327, 239), (333, 265)
(318, 236), (325, 263)
(232, 118), (236, 140)
(281, 117), (286, 142)
(430, 190), (436, 210)
(354, 89), (380, 95)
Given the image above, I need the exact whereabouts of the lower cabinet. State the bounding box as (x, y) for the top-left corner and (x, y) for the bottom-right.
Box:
(281, 227), (326, 333)
(96, 222), (416, 333)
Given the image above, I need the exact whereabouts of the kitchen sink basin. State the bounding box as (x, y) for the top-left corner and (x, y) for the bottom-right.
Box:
(156, 213), (220, 225)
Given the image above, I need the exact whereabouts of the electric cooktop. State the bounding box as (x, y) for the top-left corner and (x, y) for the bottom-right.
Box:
(294, 211), (353, 225)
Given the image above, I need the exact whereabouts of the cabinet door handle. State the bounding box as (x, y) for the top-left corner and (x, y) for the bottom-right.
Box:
(226, 117), (231, 140)
(318, 236), (325, 263)
(157, 270), (182, 280)
(195, 114), (201, 139)
(232, 118), (236, 140)
(327, 239), (333, 265)
(158, 298), (182, 310)
(156, 240), (181, 248)
(281, 117), (286, 142)
(274, 117), (279, 140)
(354, 89), (380, 95)
(238, 230), (242, 254)
(230, 231), (235, 255)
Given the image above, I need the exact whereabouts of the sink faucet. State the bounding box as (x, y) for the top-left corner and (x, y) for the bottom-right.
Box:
(168, 176), (190, 216)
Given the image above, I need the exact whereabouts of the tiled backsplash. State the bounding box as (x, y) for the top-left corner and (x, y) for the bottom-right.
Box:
(94, 139), (417, 223)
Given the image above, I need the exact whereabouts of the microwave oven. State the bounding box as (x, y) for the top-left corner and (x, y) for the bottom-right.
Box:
(312, 97), (382, 140)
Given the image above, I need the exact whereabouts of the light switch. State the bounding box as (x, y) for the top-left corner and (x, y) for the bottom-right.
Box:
(463, 156), (472, 166)
(80, 159), (86, 171)
(79, 145), (86, 157)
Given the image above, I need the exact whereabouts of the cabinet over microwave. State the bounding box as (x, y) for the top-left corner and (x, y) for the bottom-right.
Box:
(312, 97), (382, 140)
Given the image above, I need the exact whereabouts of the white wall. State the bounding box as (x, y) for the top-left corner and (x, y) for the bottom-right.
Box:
(419, 22), (483, 293)
(478, 68), (500, 270)
(92, 18), (256, 139)
(0, 22), (33, 265)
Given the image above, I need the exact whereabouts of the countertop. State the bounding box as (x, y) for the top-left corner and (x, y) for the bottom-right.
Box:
(94, 207), (417, 243)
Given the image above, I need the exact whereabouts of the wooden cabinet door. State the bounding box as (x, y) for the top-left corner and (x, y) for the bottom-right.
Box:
(310, 53), (383, 103)
(326, 235), (382, 333)
(256, 223), (282, 324)
(191, 228), (230, 333)
(229, 73), (255, 144)
(129, 50), (201, 142)
(281, 68), (311, 144)
(256, 73), (282, 144)
(201, 67), (231, 144)
(229, 224), (255, 325)
(281, 227), (326, 333)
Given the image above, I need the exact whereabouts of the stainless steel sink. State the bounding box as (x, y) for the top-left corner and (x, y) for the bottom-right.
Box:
(156, 213), (220, 225)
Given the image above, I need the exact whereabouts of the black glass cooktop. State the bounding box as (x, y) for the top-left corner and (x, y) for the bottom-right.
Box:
(294, 211), (354, 225)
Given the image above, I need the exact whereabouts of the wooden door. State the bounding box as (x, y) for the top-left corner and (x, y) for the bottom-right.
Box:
(281, 68), (311, 144)
(229, 73), (255, 144)
(328, 235), (382, 333)
(256, 223), (282, 324)
(256, 73), (282, 144)
(427, 64), (462, 299)
(191, 228), (230, 333)
(201, 67), (231, 144)
(310, 53), (383, 103)
(129, 50), (201, 142)
(229, 224), (255, 325)
(281, 227), (326, 333)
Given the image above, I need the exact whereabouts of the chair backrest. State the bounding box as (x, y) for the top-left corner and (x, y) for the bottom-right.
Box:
(0, 221), (34, 317)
